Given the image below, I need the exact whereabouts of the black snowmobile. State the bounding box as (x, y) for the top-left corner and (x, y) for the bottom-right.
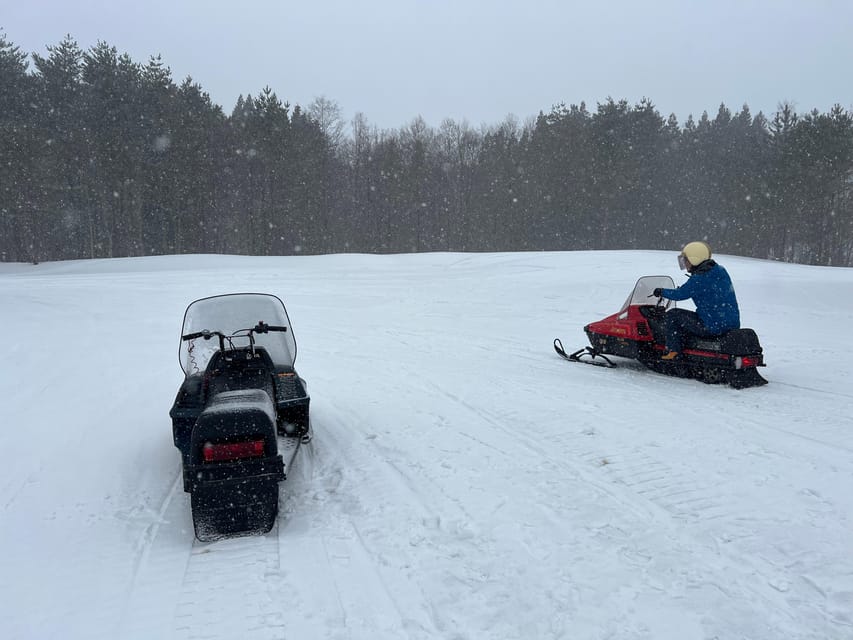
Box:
(169, 293), (310, 541)
(554, 275), (768, 389)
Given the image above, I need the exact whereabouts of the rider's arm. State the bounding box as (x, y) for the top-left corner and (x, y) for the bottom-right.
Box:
(660, 275), (697, 302)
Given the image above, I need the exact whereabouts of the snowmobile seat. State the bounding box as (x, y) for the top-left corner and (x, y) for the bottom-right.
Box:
(205, 348), (276, 397)
(686, 328), (763, 355)
(718, 328), (763, 355)
(193, 388), (278, 444)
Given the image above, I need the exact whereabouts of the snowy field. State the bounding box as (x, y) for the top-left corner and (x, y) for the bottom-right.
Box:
(1, 250), (852, 640)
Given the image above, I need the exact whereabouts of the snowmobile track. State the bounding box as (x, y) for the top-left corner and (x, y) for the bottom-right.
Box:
(120, 414), (440, 640)
(274, 521), (421, 638)
(416, 376), (815, 633)
(541, 421), (853, 635)
(173, 523), (285, 640)
(120, 469), (194, 639)
(120, 435), (308, 639)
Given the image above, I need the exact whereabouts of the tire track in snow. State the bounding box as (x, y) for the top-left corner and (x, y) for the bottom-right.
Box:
(120, 469), (195, 639)
(120, 435), (306, 640)
(127, 471), (185, 585)
(418, 375), (815, 636)
(730, 390), (853, 455)
(418, 374), (667, 523)
(275, 517), (434, 639)
(773, 379), (853, 401)
(172, 525), (285, 640)
(275, 399), (447, 638)
(530, 407), (850, 637)
(123, 402), (432, 640)
(169, 433), (309, 640)
(550, 359), (853, 638)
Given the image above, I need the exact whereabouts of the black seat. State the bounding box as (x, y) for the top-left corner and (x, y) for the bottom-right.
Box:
(686, 328), (762, 355)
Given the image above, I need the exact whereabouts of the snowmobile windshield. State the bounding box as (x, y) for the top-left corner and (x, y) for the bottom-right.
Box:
(620, 276), (676, 312)
(178, 293), (297, 375)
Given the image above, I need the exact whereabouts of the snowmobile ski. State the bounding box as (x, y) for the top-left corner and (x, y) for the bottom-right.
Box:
(554, 338), (617, 368)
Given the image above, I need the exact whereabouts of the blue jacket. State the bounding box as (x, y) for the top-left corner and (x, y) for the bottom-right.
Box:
(660, 260), (741, 333)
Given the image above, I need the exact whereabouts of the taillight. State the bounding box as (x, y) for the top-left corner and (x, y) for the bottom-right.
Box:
(203, 439), (265, 463)
(734, 356), (761, 369)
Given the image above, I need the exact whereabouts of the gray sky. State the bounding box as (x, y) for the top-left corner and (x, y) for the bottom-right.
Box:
(3, 0), (853, 130)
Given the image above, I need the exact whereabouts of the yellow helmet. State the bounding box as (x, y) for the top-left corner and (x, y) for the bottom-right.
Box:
(678, 241), (712, 270)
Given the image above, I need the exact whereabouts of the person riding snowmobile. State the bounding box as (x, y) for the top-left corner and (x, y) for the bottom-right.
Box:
(652, 241), (741, 360)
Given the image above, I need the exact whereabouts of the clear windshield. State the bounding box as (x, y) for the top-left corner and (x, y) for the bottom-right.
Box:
(179, 293), (297, 375)
(620, 275), (676, 312)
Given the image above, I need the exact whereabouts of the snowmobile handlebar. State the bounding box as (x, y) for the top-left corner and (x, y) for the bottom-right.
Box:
(181, 322), (287, 343)
(182, 329), (223, 342)
(645, 291), (669, 310)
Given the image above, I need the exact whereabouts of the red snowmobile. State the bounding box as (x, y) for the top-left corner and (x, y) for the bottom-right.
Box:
(554, 275), (767, 389)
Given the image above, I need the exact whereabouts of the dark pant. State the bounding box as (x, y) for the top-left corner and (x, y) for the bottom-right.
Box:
(665, 308), (716, 352)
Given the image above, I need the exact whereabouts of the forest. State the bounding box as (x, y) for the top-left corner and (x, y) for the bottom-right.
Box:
(2, 34), (852, 266)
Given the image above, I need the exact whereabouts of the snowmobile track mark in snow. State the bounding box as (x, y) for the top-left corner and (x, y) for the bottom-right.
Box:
(597, 449), (728, 522)
(172, 523), (286, 640)
(127, 471), (183, 583)
(549, 433), (818, 624)
(280, 400), (446, 636)
(119, 470), (195, 640)
(274, 522), (423, 639)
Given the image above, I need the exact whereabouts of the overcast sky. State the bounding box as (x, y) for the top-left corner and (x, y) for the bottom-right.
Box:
(3, 0), (853, 130)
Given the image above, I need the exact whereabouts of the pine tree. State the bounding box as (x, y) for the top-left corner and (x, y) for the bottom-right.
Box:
(31, 34), (86, 260)
(0, 32), (34, 261)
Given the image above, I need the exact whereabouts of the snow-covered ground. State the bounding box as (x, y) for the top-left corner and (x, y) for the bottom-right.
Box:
(1, 250), (851, 640)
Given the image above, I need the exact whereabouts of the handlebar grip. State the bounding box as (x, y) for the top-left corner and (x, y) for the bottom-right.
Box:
(182, 330), (217, 341)
(254, 322), (288, 333)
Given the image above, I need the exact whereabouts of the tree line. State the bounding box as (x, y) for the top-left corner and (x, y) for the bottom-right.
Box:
(2, 33), (852, 266)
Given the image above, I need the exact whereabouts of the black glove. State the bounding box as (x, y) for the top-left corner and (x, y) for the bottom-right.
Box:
(652, 288), (663, 298)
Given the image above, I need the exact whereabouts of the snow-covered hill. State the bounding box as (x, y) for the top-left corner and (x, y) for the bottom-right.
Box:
(1, 251), (851, 640)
